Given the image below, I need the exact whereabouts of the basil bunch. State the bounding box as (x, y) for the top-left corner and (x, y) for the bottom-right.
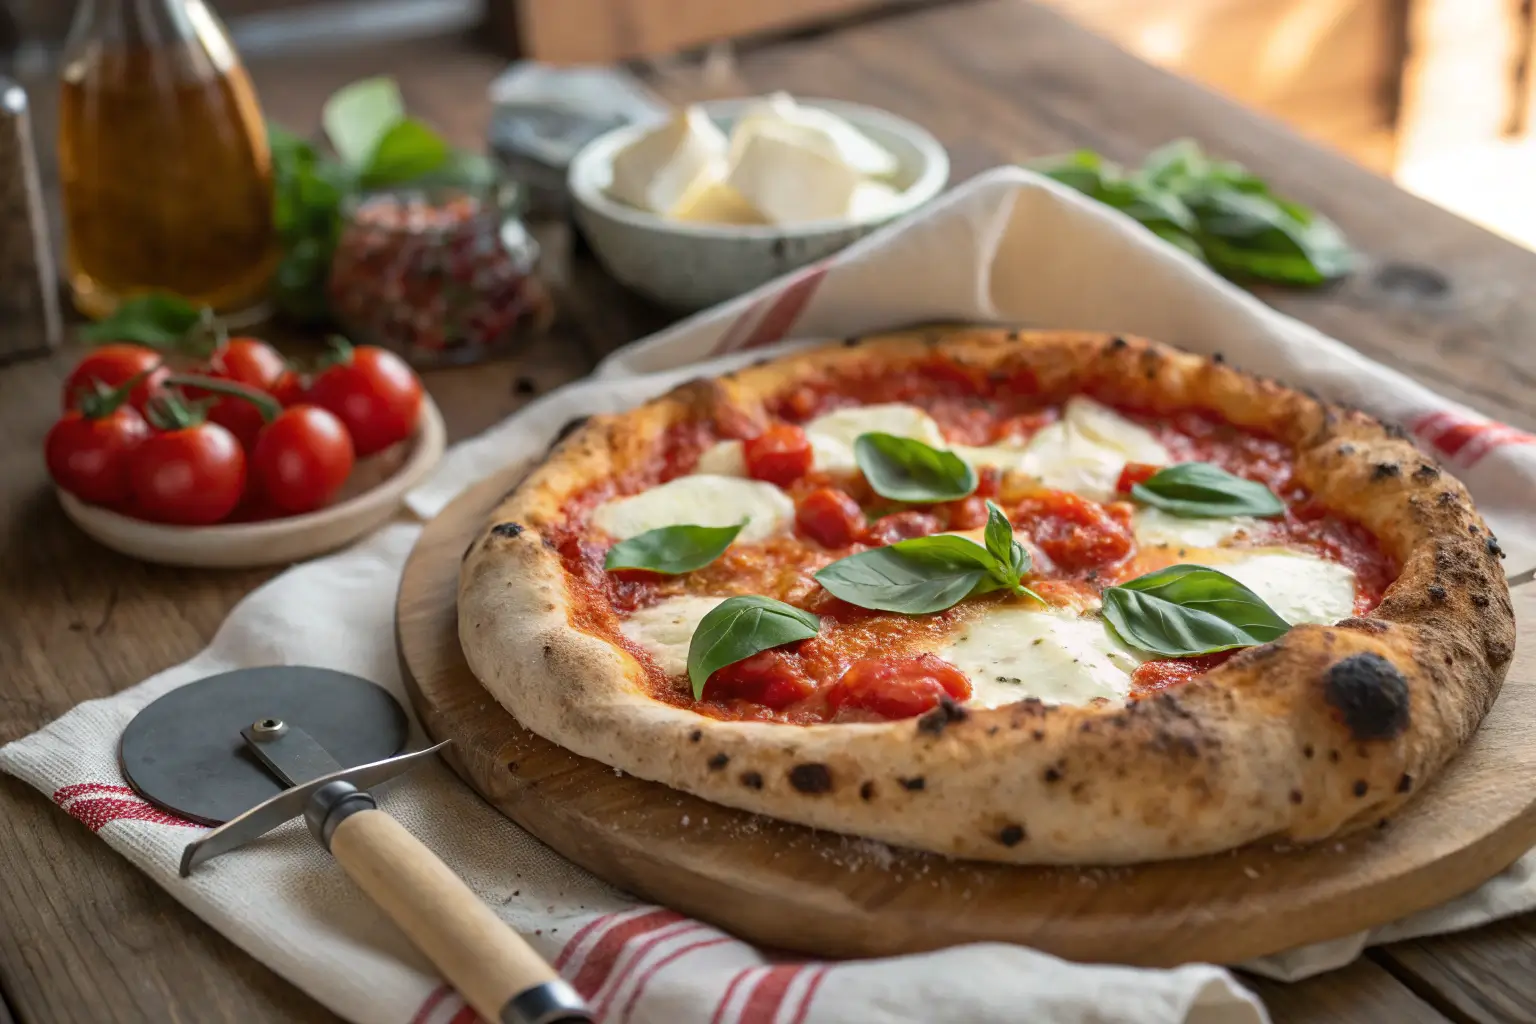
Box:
(1131, 463), (1284, 519)
(1031, 140), (1354, 287)
(686, 596), (820, 699)
(815, 502), (1043, 614)
(1102, 564), (1290, 657)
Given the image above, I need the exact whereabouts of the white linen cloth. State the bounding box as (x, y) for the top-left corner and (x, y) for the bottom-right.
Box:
(5, 167), (1535, 1024)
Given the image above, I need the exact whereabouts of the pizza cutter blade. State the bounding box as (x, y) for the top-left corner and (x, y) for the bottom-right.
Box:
(119, 667), (591, 1024)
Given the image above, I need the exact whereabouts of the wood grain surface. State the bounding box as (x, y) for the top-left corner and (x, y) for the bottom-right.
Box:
(397, 466), (1536, 967)
(4, 1), (1536, 1020)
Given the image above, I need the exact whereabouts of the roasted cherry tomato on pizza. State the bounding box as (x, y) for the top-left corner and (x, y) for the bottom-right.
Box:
(744, 424), (813, 486)
(307, 340), (423, 456)
(702, 649), (815, 710)
(826, 655), (972, 721)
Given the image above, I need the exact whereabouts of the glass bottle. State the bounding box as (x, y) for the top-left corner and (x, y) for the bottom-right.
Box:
(58, 0), (277, 319)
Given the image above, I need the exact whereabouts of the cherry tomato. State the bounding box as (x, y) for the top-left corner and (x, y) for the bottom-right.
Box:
(864, 509), (943, 546)
(62, 345), (167, 413)
(941, 495), (989, 531)
(827, 654), (972, 720)
(199, 338), (287, 450)
(703, 649), (814, 709)
(271, 370), (309, 406)
(252, 406), (355, 514)
(796, 487), (864, 548)
(743, 424), (813, 486)
(308, 345), (423, 456)
(975, 466), (1001, 498)
(46, 405), (150, 506)
(1013, 491), (1133, 572)
(1115, 461), (1161, 494)
(131, 423), (246, 525)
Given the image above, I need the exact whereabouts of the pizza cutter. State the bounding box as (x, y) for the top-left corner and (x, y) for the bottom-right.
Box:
(118, 666), (591, 1024)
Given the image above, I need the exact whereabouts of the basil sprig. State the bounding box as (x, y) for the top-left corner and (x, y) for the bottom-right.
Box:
(1131, 463), (1284, 519)
(687, 596), (821, 700)
(815, 502), (1043, 614)
(854, 432), (976, 503)
(604, 521), (744, 575)
(1101, 564), (1290, 657)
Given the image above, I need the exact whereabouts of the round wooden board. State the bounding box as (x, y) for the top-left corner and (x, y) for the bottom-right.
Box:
(397, 469), (1536, 967)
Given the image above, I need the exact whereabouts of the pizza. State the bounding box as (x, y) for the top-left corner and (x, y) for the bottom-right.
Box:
(459, 329), (1514, 864)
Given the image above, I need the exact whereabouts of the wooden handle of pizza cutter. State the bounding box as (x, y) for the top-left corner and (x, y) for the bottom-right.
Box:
(326, 806), (591, 1024)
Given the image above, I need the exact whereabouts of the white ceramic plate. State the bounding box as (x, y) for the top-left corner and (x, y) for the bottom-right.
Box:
(58, 396), (447, 569)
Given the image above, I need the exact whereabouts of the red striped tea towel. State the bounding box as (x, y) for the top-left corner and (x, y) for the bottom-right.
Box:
(7, 167), (1536, 1024)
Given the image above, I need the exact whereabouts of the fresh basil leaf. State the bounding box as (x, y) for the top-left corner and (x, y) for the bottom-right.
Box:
(1131, 462), (1284, 519)
(78, 293), (202, 347)
(687, 596), (820, 699)
(815, 536), (995, 614)
(323, 76), (406, 168)
(604, 522), (743, 575)
(854, 432), (977, 503)
(361, 117), (451, 188)
(982, 499), (1031, 580)
(1101, 564), (1291, 657)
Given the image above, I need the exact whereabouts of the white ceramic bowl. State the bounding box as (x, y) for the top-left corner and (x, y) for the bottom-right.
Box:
(58, 396), (447, 569)
(568, 98), (949, 310)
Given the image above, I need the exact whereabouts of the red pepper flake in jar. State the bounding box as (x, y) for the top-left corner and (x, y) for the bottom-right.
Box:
(327, 186), (554, 367)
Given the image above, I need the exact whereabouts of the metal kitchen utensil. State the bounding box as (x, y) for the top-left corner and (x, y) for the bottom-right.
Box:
(119, 666), (591, 1024)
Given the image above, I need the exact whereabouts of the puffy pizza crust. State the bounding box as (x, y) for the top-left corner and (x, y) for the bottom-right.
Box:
(459, 329), (1515, 864)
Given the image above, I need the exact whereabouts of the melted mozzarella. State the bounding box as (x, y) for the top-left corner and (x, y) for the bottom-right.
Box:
(802, 403), (947, 471)
(590, 475), (793, 542)
(694, 440), (747, 476)
(1132, 507), (1257, 549)
(948, 443), (1033, 474)
(939, 606), (1143, 707)
(1021, 397), (1170, 502)
(1198, 548), (1358, 626)
(619, 596), (726, 677)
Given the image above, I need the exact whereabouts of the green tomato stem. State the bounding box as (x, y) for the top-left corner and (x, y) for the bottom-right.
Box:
(163, 373), (282, 424)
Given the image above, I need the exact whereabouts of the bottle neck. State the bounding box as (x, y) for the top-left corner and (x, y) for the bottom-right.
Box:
(66, 0), (209, 51)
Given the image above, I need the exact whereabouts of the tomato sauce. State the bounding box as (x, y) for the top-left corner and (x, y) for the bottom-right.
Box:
(548, 360), (1397, 723)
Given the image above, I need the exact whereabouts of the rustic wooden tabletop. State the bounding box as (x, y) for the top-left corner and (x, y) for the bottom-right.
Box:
(2, 2), (1534, 1022)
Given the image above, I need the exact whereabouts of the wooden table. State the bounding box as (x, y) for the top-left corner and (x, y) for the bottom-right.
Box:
(3, 3), (1534, 1022)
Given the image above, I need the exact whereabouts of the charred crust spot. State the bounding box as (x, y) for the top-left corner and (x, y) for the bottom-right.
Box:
(491, 522), (525, 538)
(1211, 351), (1225, 364)
(1371, 462), (1401, 480)
(1384, 422), (1410, 441)
(1487, 535), (1505, 558)
(1031, 729), (1045, 741)
(1337, 616), (1388, 634)
(916, 695), (968, 735)
(1154, 692), (1193, 720)
(1325, 653), (1411, 741)
(740, 770), (763, 789)
(1043, 767), (1062, 783)
(1437, 491), (1458, 507)
(507, 761), (519, 773)
(1398, 773), (1413, 793)
(542, 644), (553, 659)
(1289, 789), (1303, 804)
(1303, 744), (1315, 759)
(1336, 443), (1356, 456)
(998, 824), (1026, 846)
(898, 776), (926, 791)
(707, 753), (730, 770)
(987, 725), (1000, 736)
(789, 763), (832, 793)
(1414, 463), (1440, 480)
(689, 729), (702, 743)
(860, 781), (876, 801)
(1428, 585), (1447, 602)
(1353, 779), (1369, 797)
(842, 335), (862, 347)
(1473, 592), (1491, 607)
(1006, 330), (1021, 341)
(513, 376), (538, 396)
(1329, 749), (1341, 763)
(1107, 336), (1128, 351)
(1469, 524), (1481, 534)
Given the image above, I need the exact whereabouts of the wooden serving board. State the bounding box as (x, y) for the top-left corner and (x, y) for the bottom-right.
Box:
(397, 469), (1536, 966)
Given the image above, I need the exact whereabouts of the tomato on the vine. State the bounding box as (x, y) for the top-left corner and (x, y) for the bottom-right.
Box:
(197, 338), (288, 450)
(308, 342), (423, 456)
(46, 402), (150, 507)
(271, 370), (309, 407)
(252, 405), (355, 514)
(130, 388), (251, 525)
(62, 344), (167, 413)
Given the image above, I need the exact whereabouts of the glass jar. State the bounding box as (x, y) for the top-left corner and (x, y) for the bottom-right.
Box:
(327, 184), (554, 367)
(58, 0), (277, 319)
